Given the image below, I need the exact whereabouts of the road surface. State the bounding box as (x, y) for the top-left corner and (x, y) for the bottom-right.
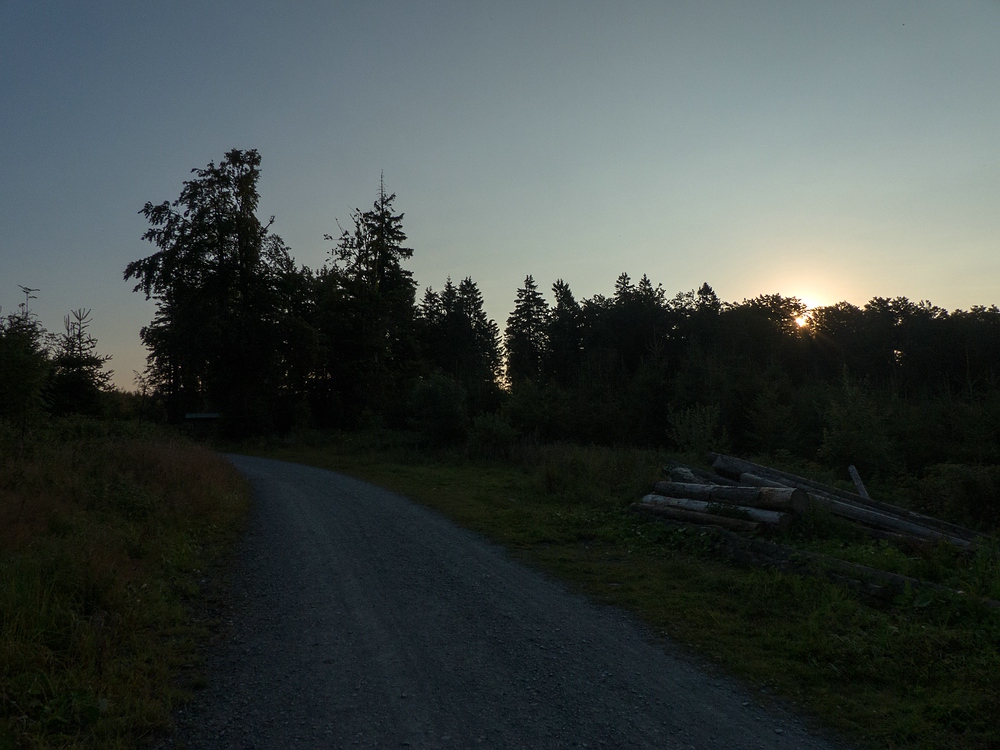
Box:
(160, 455), (851, 749)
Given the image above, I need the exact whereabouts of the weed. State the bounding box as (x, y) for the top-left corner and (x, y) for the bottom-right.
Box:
(0, 418), (248, 748)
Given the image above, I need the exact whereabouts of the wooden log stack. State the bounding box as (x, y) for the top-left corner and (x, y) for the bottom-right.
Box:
(634, 478), (806, 533)
(707, 452), (986, 548)
(647, 455), (992, 547)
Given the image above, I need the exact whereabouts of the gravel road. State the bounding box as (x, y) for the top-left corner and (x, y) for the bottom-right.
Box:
(160, 454), (853, 749)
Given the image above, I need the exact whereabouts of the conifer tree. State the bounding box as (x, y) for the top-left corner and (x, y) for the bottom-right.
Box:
(544, 279), (582, 385)
(504, 275), (549, 386)
(48, 308), (112, 416)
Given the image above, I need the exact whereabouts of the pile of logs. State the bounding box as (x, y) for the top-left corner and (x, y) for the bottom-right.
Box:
(637, 482), (806, 533)
(631, 453), (999, 607)
(634, 451), (989, 548)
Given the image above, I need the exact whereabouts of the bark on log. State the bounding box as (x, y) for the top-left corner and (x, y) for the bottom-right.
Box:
(641, 494), (793, 531)
(664, 467), (700, 484)
(708, 453), (983, 545)
(738, 472), (789, 489)
(631, 503), (760, 533)
(662, 463), (741, 487)
(652, 482), (809, 515)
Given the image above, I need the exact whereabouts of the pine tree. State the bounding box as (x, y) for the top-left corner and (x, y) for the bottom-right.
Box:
(321, 177), (417, 418)
(544, 279), (582, 385)
(48, 308), (112, 416)
(0, 287), (50, 438)
(504, 275), (549, 386)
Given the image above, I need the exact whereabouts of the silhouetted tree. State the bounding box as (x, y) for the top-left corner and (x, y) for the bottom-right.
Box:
(125, 148), (302, 433)
(0, 287), (50, 438)
(47, 308), (112, 416)
(315, 177), (418, 423)
(416, 277), (501, 414)
(543, 279), (583, 386)
(504, 275), (549, 386)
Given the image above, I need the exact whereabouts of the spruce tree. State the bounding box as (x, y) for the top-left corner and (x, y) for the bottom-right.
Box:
(504, 275), (549, 386)
(544, 279), (582, 385)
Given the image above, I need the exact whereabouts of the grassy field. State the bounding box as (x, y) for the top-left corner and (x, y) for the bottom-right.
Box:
(248, 430), (1000, 750)
(0, 420), (248, 749)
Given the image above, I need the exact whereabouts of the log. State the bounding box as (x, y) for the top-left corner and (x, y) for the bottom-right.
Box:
(848, 464), (870, 499)
(708, 453), (983, 545)
(641, 494), (793, 531)
(662, 463), (742, 487)
(652, 481), (809, 515)
(631, 503), (760, 533)
(738, 472), (788, 489)
(664, 466), (700, 484)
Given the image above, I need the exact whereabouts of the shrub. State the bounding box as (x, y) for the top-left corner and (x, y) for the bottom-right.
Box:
(913, 464), (1000, 529)
(406, 373), (468, 446)
(467, 413), (519, 461)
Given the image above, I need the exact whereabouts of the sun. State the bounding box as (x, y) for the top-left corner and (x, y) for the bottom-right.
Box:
(795, 315), (810, 328)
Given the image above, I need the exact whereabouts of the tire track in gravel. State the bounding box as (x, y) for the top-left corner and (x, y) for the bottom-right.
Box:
(158, 455), (854, 749)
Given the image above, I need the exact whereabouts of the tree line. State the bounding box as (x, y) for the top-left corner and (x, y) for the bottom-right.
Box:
(7, 148), (1000, 492)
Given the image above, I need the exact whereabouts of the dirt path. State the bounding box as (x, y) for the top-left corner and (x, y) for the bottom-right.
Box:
(160, 455), (852, 749)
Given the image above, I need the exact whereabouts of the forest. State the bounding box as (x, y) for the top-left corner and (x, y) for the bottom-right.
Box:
(5, 148), (1000, 523)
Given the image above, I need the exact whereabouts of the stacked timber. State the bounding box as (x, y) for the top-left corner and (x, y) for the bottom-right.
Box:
(634, 480), (808, 533)
(706, 452), (988, 548)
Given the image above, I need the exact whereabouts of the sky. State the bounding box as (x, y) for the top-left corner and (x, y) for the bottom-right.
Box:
(1, 1), (998, 390)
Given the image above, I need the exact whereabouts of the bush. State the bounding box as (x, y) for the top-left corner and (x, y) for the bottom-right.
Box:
(467, 413), (519, 461)
(819, 376), (899, 478)
(667, 402), (729, 457)
(406, 373), (468, 446)
(913, 464), (1000, 529)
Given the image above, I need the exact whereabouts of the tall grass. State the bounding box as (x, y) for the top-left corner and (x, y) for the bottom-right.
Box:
(0, 419), (248, 749)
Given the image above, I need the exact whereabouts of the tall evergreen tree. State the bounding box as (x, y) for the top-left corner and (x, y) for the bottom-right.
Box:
(544, 279), (583, 385)
(504, 275), (549, 386)
(318, 177), (418, 421)
(416, 277), (501, 413)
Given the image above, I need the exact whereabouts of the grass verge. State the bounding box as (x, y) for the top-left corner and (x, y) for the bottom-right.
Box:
(248, 430), (1000, 750)
(1, 419), (248, 749)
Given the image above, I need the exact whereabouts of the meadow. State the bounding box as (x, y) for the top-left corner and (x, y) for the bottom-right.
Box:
(0, 420), (247, 749)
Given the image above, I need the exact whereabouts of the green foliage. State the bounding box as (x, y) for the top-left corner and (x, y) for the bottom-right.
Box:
(318, 176), (418, 421)
(667, 402), (729, 456)
(47, 309), (113, 417)
(0, 420), (248, 748)
(415, 277), (502, 415)
(406, 373), (468, 446)
(125, 149), (312, 435)
(467, 412), (519, 461)
(819, 375), (899, 477)
(912, 464), (1000, 529)
(0, 288), (50, 434)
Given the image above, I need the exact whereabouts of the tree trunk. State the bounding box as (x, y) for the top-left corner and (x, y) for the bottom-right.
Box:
(652, 482), (809, 514)
(631, 503), (760, 533)
(641, 494), (793, 531)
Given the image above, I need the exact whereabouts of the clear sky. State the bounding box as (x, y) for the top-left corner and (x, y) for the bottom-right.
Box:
(2, 1), (998, 389)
